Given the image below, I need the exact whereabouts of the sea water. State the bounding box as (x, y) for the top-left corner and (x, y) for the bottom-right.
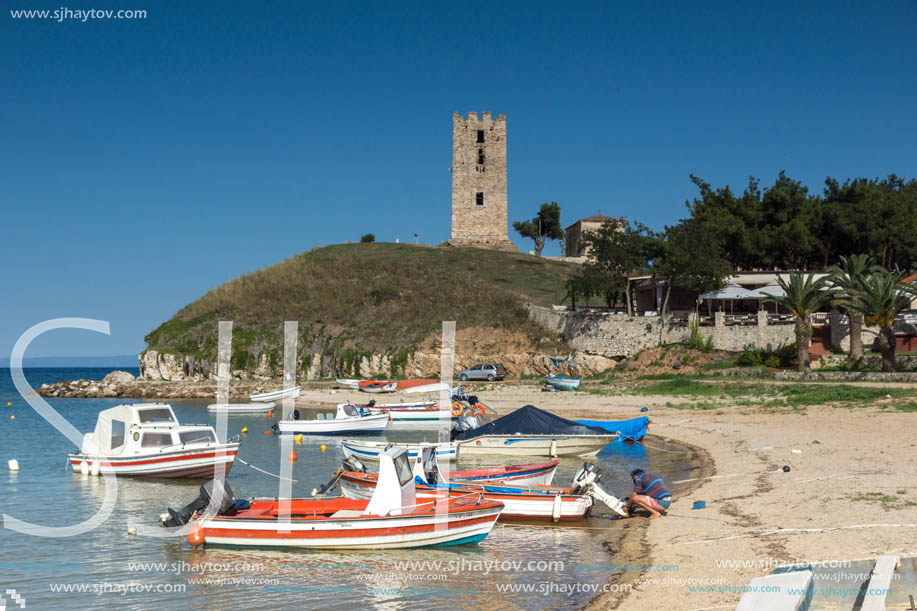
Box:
(0, 368), (693, 610)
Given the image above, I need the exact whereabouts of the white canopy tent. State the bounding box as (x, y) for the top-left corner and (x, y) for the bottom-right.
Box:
(698, 284), (764, 314)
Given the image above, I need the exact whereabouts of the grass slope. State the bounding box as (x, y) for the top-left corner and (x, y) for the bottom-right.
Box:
(144, 243), (578, 373)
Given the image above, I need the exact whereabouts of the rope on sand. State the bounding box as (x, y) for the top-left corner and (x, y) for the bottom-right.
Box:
(236, 457), (298, 482)
(670, 468), (785, 485)
(671, 523), (917, 546)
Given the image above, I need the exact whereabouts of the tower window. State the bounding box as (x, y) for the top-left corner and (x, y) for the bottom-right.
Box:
(476, 130), (485, 143)
(478, 148), (485, 165)
(475, 192), (484, 206)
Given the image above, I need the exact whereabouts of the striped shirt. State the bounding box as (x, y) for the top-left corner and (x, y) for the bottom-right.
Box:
(633, 472), (670, 500)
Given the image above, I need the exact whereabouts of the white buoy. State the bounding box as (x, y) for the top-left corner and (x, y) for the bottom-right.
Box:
(79, 461), (89, 475)
(90, 460), (101, 476)
(127, 526), (137, 536)
(8, 459), (19, 472)
(552, 494), (562, 523)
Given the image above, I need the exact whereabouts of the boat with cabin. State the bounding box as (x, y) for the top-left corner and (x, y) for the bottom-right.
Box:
(274, 404), (389, 435)
(68, 403), (239, 478)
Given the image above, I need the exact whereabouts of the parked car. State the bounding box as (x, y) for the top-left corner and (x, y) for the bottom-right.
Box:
(457, 363), (506, 382)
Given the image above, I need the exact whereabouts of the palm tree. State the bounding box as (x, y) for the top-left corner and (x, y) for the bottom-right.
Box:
(763, 273), (834, 372)
(827, 254), (872, 360)
(838, 268), (911, 372)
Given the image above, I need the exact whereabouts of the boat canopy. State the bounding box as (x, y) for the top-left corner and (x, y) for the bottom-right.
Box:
(83, 404), (177, 456)
(455, 405), (607, 441)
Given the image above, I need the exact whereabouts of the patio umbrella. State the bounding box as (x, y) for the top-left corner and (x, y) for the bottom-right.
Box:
(758, 282), (786, 314)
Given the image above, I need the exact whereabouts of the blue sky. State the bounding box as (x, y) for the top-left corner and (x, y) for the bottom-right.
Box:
(2, 0), (915, 358)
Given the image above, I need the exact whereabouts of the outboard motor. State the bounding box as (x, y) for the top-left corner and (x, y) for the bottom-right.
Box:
(343, 455), (366, 473)
(450, 411), (481, 440)
(570, 463), (628, 517)
(161, 479), (236, 527)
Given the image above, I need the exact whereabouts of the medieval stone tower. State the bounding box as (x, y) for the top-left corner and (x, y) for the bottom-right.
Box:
(449, 111), (517, 250)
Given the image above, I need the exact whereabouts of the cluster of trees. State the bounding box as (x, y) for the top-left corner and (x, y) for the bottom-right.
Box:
(513, 202), (563, 256)
(767, 261), (915, 372)
(565, 172), (917, 315)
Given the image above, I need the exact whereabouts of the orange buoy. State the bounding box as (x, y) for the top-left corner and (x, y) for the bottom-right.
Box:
(319, 443), (327, 452)
(288, 449), (297, 462)
(267, 411), (272, 418)
(264, 430), (272, 435)
(188, 523), (205, 549)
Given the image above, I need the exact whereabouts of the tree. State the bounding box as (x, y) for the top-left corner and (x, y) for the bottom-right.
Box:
(360, 233), (375, 243)
(762, 274), (834, 372)
(827, 254), (872, 359)
(838, 268), (911, 372)
(654, 218), (731, 320)
(513, 202), (564, 256)
(584, 219), (661, 315)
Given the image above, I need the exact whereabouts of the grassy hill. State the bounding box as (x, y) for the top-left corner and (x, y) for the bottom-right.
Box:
(143, 243), (578, 376)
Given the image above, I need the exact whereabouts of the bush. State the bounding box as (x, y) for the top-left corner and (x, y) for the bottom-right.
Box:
(360, 233), (375, 243)
(737, 343), (797, 368)
(685, 318), (714, 352)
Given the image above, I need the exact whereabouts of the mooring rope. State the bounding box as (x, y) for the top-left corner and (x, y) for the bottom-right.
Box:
(236, 457), (298, 482)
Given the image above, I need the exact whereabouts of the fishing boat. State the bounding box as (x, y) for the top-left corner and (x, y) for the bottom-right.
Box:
(342, 439), (460, 462)
(338, 457), (559, 499)
(68, 403), (239, 478)
(454, 405), (617, 458)
(249, 386), (301, 402)
(160, 447), (504, 549)
(394, 378), (438, 390)
(207, 402), (275, 414)
(545, 374), (581, 391)
(358, 381), (397, 393)
(364, 400), (456, 421)
(335, 449), (625, 522)
(274, 404), (389, 435)
(335, 379), (361, 390)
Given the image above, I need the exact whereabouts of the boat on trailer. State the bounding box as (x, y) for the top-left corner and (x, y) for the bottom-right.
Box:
(338, 456), (559, 499)
(160, 447), (504, 549)
(274, 404), (389, 435)
(249, 386), (300, 402)
(207, 402), (275, 414)
(68, 403), (239, 478)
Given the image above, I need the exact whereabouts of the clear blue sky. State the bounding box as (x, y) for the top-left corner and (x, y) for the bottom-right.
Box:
(2, 0), (915, 358)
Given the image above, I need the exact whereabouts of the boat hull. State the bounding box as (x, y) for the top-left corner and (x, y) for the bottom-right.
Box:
(276, 414), (389, 435)
(342, 440), (459, 462)
(68, 444), (239, 478)
(207, 403), (275, 414)
(250, 387), (300, 402)
(458, 435), (616, 457)
(418, 490), (591, 522)
(193, 497), (502, 549)
(545, 375), (581, 391)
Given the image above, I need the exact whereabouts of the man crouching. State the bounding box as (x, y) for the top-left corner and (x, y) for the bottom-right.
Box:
(626, 469), (671, 519)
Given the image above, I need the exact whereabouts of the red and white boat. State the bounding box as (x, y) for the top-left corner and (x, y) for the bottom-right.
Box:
(358, 380), (397, 393)
(68, 403), (238, 478)
(161, 447), (504, 549)
(340, 458), (559, 499)
(364, 399), (457, 421)
(338, 449), (627, 523)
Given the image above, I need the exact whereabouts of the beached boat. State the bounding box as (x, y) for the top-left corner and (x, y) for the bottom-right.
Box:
(68, 403), (239, 478)
(342, 439), (460, 462)
(335, 379), (361, 390)
(545, 374), (581, 391)
(339, 459), (559, 499)
(274, 404), (389, 435)
(249, 386), (300, 402)
(207, 402), (275, 414)
(358, 381), (398, 393)
(161, 447), (504, 549)
(337, 449), (624, 522)
(394, 378), (438, 390)
(454, 405), (617, 458)
(364, 400), (456, 421)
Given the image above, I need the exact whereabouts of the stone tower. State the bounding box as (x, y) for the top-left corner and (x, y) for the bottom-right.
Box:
(449, 112), (517, 250)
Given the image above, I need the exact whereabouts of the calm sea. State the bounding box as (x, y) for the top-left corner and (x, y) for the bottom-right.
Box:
(0, 367), (692, 610)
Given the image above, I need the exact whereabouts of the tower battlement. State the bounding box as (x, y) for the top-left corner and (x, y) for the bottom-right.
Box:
(448, 111), (516, 251)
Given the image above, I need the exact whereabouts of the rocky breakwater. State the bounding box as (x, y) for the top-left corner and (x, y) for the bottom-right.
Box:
(36, 370), (138, 398)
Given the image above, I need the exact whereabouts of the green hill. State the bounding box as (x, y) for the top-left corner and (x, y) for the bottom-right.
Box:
(143, 243), (577, 377)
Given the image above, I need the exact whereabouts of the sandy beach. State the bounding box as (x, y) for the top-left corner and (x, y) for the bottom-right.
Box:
(294, 382), (917, 609)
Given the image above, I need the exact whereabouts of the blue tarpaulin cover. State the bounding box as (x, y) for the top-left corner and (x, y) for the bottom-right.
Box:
(574, 416), (648, 441)
(455, 405), (608, 441)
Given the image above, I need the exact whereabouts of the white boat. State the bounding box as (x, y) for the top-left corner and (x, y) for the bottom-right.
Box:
(342, 439), (459, 462)
(161, 447), (504, 549)
(335, 379), (361, 390)
(365, 400), (456, 421)
(249, 386), (300, 402)
(545, 374), (581, 391)
(458, 435), (616, 458)
(275, 404), (389, 435)
(68, 403), (239, 478)
(358, 381), (398, 393)
(207, 402), (275, 414)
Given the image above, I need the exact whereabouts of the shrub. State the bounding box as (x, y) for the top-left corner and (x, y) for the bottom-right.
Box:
(360, 233), (375, 243)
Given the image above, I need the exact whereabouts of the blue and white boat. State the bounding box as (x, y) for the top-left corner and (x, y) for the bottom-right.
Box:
(341, 439), (460, 462)
(545, 374), (581, 391)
